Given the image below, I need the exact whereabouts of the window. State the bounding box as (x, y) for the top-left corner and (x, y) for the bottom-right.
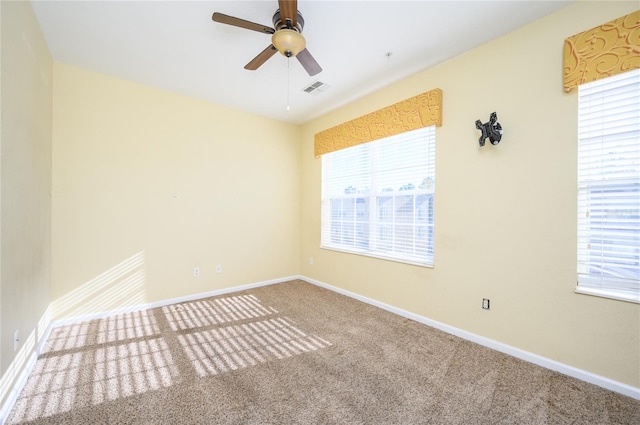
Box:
(321, 126), (435, 266)
(577, 69), (640, 303)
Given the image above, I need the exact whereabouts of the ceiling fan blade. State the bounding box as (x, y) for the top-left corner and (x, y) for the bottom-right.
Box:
(245, 45), (278, 70)
(278, 0), (298, 28)
(212, 12), (274, 34)
(296, 48), (322, 76)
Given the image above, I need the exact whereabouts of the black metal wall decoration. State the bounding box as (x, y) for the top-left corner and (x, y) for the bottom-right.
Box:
(475, 112), (503, 147)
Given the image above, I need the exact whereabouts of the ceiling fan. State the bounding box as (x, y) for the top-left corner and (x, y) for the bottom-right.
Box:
(212, 0), (322, 76)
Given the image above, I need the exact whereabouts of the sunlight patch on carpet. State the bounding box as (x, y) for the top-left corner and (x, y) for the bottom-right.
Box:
(178, 316), (332, 377)
(162, 294), (279, 331)
(8, 309), (177, 423)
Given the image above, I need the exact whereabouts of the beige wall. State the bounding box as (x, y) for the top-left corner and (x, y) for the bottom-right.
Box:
(0, 0), (52, 403)
(300, 1), (640, 388)
(51, 63), (301, 319)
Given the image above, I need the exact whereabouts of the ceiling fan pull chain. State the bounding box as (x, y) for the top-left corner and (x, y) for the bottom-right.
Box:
(286, 57), (291, 111)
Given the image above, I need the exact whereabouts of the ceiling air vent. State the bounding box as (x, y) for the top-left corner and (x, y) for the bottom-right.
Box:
(302, 80), (330, 96)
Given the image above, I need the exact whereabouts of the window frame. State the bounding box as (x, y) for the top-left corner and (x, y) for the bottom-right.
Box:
(576, 69), (640, 304)
(320, 126), (436, 268)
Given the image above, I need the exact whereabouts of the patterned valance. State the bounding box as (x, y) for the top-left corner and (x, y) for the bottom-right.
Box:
(563, 10), (640, 92)
(314, 88), (442, 157)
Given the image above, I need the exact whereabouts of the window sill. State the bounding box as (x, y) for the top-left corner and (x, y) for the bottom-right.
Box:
(575, 287), (640, 304)
(320, 246), (434, 269)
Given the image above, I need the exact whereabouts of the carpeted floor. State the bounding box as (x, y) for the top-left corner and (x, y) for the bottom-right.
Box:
(6, 279), (640, 424)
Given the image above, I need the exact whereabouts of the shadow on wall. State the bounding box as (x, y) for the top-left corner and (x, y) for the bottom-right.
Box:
(53, 252), (147, 321)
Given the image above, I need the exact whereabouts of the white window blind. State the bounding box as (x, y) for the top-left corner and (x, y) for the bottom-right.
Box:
(321, 126), (435, 266)
(577, 69), (640, 303)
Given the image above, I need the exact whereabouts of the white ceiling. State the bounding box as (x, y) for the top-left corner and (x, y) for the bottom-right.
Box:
(31, 0), (573, 125)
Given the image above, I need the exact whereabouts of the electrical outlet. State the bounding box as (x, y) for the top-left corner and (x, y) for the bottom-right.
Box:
(216, 264), (222, 273)
(482, 298), (490, 310)
(308, 257), (314, 265)
(14, 330), (19, 351)
(193, 267), (200, 277)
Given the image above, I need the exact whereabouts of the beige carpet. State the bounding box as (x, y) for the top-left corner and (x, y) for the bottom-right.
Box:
(6, 279), (640, 424)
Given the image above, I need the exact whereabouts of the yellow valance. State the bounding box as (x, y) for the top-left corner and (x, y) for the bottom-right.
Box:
(314, 88), (442, 157)
(563, 10), (640, 92)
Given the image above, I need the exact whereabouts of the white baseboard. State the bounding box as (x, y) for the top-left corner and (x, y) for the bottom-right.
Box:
(300, 275), (640, 401)
(51, 275), (297, 327)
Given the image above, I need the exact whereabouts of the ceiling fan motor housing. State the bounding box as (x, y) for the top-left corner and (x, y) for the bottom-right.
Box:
(272, 9), (304, 32)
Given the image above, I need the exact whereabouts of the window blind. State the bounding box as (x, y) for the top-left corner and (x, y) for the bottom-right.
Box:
(577, 69), (640, 302)
(321, 126), (435, 266)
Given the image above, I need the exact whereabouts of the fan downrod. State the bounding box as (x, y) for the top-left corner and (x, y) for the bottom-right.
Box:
(272, 9), (304, 33)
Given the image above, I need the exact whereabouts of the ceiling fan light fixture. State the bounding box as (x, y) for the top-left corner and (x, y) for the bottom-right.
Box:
(272, 29), (306, 57)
